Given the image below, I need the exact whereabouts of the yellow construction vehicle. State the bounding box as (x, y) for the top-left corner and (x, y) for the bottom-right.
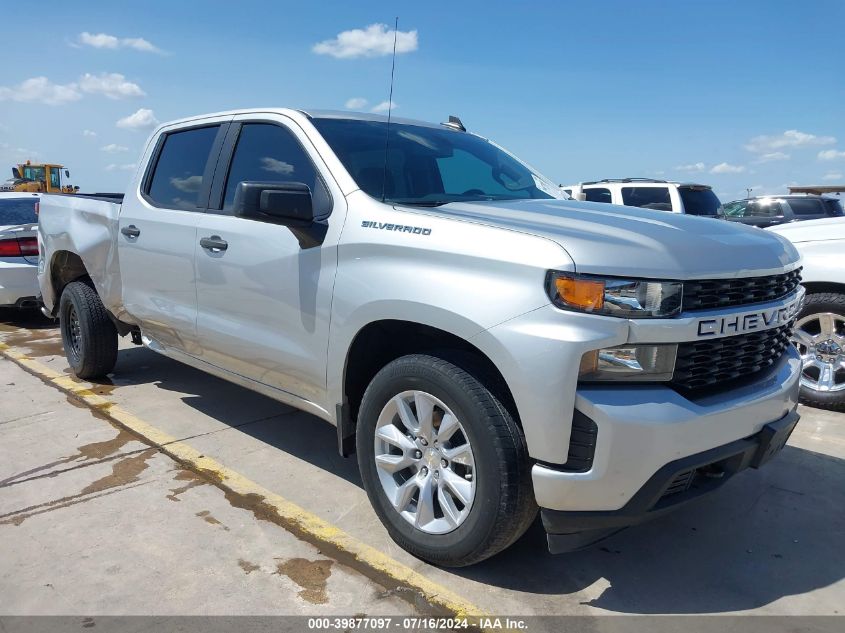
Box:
(0, 161), (79, 193)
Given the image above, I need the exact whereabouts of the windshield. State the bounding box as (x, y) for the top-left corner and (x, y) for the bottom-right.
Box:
(0, 198), (38, 225)
(311, 118), (563, 206)
(679, 186), (721, 216)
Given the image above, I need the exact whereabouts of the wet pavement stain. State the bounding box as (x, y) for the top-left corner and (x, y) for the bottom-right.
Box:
(2, 328), (65, 358)
(238, 559), (261, 574)
(166, 469), (207, 502)
(0, 448), (157, 526)
(195, 510), (229, 531)
(275, 557), (334, 604)
(0, 427), (140, 488)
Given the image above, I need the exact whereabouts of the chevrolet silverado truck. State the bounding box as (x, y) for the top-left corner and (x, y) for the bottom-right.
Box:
(37, 109), (804, 566)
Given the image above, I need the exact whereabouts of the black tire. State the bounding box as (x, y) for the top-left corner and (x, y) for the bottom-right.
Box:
(356, 353), (537, 567)
(59, 280), (118, 379)
(793, 292), (845, 412)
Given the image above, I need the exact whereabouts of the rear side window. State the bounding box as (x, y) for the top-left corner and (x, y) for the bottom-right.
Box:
(822, 198), (844, 216)
(222, 123), (331, 216)
(621, 186), (672, 211)
(0, 198), (39, 225)
(785, 198), (824, 216)
(584, 187), (612, 203)
(146, 125), (220, 210)
(678, 187), (720, 216)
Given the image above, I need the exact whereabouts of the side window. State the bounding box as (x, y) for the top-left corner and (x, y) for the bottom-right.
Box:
(584, 187), (612, 203)
(222, 123), (331, 215)
(785, 198), (824, 216)
(621, 186), (672, 211)
(146, 125), (220, 210)
(721, 201), (747, 217)
(49, 168), (61, 189)
(745, 200), (783, 218)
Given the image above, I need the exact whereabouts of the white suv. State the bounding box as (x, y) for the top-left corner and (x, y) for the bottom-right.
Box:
(561, 178), (722, 216)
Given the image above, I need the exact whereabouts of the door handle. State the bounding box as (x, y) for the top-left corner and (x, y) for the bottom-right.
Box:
(200, 235), (228, 252)
(121, 225), (141, 238)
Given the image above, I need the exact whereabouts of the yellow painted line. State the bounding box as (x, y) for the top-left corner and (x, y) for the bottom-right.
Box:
(0, 342), (491, 625)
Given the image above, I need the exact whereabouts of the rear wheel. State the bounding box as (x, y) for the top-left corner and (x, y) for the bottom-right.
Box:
(356, 354), (537, 567)
(59, 280), (118, 379)
(791, 292), (845, 411)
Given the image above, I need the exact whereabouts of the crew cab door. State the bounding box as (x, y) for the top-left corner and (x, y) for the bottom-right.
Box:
(117, 120), (230, 353)
(192, 115), (343, 411)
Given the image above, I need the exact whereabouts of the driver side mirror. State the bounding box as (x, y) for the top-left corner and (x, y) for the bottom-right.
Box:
(231, 181), (327, 248)
(65, 170), (70, 178)
(232, 181), (314, 225)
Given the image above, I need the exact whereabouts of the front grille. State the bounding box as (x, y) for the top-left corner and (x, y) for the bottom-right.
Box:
(683, 269), (801, 311)
(671, 324), (793, 392)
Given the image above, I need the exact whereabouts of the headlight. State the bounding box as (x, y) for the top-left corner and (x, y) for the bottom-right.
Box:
(546, 272), (682, 318)
(579, 344), (677, 381)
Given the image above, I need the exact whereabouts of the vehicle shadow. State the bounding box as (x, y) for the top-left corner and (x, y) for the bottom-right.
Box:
(109, 345), (844, 614)
(0, 307), (56, 330)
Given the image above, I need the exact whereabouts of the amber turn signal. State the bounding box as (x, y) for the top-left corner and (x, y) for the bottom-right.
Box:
(553, 276), (605, 311)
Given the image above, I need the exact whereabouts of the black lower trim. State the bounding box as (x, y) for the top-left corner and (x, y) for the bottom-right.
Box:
(542, 407), (799, 553)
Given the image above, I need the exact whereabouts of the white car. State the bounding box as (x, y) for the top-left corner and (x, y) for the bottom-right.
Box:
(561, 178), (722, 216)
(768, 216), (845, 410)
(0, 192), (40, 310)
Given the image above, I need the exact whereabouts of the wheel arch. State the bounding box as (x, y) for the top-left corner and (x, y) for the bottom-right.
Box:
(336, 318), (520, 456)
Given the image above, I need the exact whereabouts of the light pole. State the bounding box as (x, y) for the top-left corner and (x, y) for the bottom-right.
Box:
(746, 188), (752, 199)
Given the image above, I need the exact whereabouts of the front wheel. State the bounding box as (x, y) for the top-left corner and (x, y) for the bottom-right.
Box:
(792, 292), (845, 411)
(59, 280), (118, 379)
(356, 354), (537, 567)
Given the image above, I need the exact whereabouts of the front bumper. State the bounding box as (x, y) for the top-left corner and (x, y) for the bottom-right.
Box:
(531, 344), (801, 514)
(541, 406), (799, 552)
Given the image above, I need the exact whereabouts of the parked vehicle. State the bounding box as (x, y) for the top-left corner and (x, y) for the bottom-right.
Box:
(0, 161), (78, 194)
(768, 217), (845, 410)
(0, 192), (40, 309)
(720, 194), (843, 229)
(560, 178), (721, 216)
(37, 109), (803, 566)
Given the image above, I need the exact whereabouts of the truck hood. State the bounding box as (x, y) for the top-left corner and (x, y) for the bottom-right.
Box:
(429, 198), (800, 279)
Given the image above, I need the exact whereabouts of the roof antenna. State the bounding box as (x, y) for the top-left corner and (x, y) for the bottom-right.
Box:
(381, 16), (399, 203)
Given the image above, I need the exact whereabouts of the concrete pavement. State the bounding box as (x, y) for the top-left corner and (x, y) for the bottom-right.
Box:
(1, 310), (843, 620)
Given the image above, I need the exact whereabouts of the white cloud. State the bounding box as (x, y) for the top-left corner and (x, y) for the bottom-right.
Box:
(371, 100), (397, 113)
(260, 157), (294, 175)
(83, 129), (97, 138)
(710, 162), (746, 174)
(754, 151), (790, 163)
(822, 172), (843, 181)
(675, 162), (706, 172)
(169, 175), (202, 192)
(745, 129), (836, 153)
(116, 108), (159, 130)
(101, 143), (129, 153)
(345, 97), (368, 109)
(78, 32), (163, 54)
(0, 76), (81, 105)
(313, 23), (418, 59)
(79, 73), (145, 99)
(105, 163), (136, 172)
(818, 149), (845, 161)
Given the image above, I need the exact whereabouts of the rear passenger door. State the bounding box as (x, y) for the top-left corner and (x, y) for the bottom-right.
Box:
(118, 120), (230, 354)
(192, 115), (342, 409)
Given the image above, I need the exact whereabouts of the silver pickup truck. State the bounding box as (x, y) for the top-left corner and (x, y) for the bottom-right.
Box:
(38, 109), (804, 566)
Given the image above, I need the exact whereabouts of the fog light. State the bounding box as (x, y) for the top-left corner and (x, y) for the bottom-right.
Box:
(579, 345), (677, 381)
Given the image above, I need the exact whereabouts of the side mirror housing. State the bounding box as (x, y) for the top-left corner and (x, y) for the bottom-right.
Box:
(12, 167), (21, 179)
(65, 170), (70, 178)
(232, 181), (314, 225)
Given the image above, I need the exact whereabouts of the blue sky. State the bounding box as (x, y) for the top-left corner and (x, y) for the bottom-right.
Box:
(1, 0), (843, 201)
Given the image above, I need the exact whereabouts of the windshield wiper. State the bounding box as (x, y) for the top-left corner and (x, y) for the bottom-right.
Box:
(387, 199), (451, 207)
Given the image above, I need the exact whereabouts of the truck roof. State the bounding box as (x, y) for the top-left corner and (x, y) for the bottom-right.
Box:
(154, 108), (452, 134)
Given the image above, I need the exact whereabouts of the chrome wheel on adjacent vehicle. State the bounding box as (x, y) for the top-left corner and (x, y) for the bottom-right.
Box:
(793, 312), (845, 393)
(373, 390), (476, 535)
